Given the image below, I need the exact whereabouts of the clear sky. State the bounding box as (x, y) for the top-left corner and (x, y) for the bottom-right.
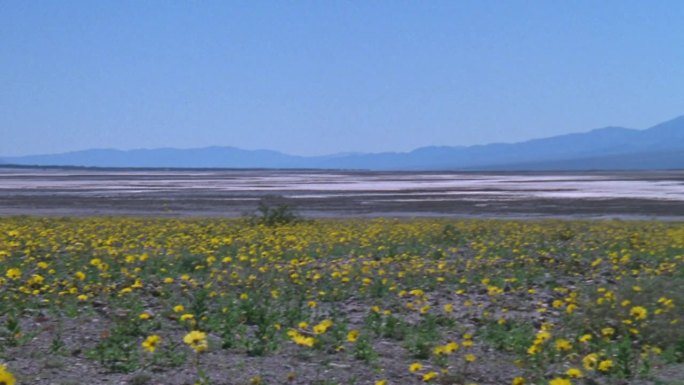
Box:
(1, 1), (683, 157)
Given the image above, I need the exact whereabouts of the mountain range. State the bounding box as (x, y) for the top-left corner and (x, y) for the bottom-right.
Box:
(2, 116), (683, 170)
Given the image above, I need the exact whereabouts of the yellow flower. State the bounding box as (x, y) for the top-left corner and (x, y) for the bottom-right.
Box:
(142, 335), (161, 352)
(548, 378), (571, 385)
(5, 268), (21, 280)
(582, 353), (598, 370)
(0, 364), (16, 385)
(409, 362), (423, 373)
(173, 305), (185, 313)
(555, 339), (572, 352)
(598, 359), (613, 372)
(375, 380), (387, 385)
(180, 313), (194, 321)
(443, 303), (454, 313)
(422, 371), (438, 382)
(465, 354), (477, 362)
(630, 306), (648, 320)
(444, 341), (459, 353)
(566, 368), (583, 378)
(512, 377), (525, 385)
(139, 312), (151, 320)
(535, 331), (552, 343)
(294, 334), (315, 347)
(433, 345), (446, 355)
(287, 329), (315, 347)
(183, 330), (208, 353)
(347, 329), (360, 342)
(313, 320), (333, 334)
(527, 344), (540, 355)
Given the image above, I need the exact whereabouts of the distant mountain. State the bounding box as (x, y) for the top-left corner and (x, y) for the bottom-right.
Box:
(2, 116), (683, 170)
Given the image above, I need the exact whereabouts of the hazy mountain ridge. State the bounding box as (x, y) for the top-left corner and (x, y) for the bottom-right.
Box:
(2, 116), (683, 170)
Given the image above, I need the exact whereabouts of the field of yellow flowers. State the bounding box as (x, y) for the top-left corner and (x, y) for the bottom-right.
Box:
(0, 217), (683, 385)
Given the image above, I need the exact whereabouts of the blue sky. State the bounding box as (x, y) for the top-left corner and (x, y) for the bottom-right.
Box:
(1, 1), (683, 156)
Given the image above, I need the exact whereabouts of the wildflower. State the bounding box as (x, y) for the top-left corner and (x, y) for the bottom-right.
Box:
(142, 335), (161, 352)
(444, 342), (459, 353)
(555, 339), (572, 352)
(527, 344), (540, 355)
(433, 345), (446, 355)
(139, 312), (152, 320)
(598, 359), (613, 372)
(287, 330), (315, 347)
(173, 305), (185, 313)
(313, 320), (333, 334)
(630, 306), (648, 320)
(512, 377), (525, 385)
(180, 313), (194, 321)
(183, 330), (208, 353)
(443, 303), (454, 313)
(549, 378), (571, 385)
(409, 362), (423, 373)
(582, 353), (598, 370)
(375, 380), (387, 385)
(566, 368), (583, 378)
(5, 268), (21, 280)
(465, 354), (477, 362)
(422, 371), (438, 382)
(0, 364), (16, 385)
(347, 330), (360, 342)
(294, 334), (315, 347)
(535, 331), (552, 343)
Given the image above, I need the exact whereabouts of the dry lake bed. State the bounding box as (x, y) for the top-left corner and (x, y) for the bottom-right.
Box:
(1, 167), (683, 219)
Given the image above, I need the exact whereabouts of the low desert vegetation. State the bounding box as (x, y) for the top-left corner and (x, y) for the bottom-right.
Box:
(0, 217), (682, 385)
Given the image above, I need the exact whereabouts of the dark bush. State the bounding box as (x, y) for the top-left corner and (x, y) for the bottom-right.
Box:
(249, 195), (301, 226)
